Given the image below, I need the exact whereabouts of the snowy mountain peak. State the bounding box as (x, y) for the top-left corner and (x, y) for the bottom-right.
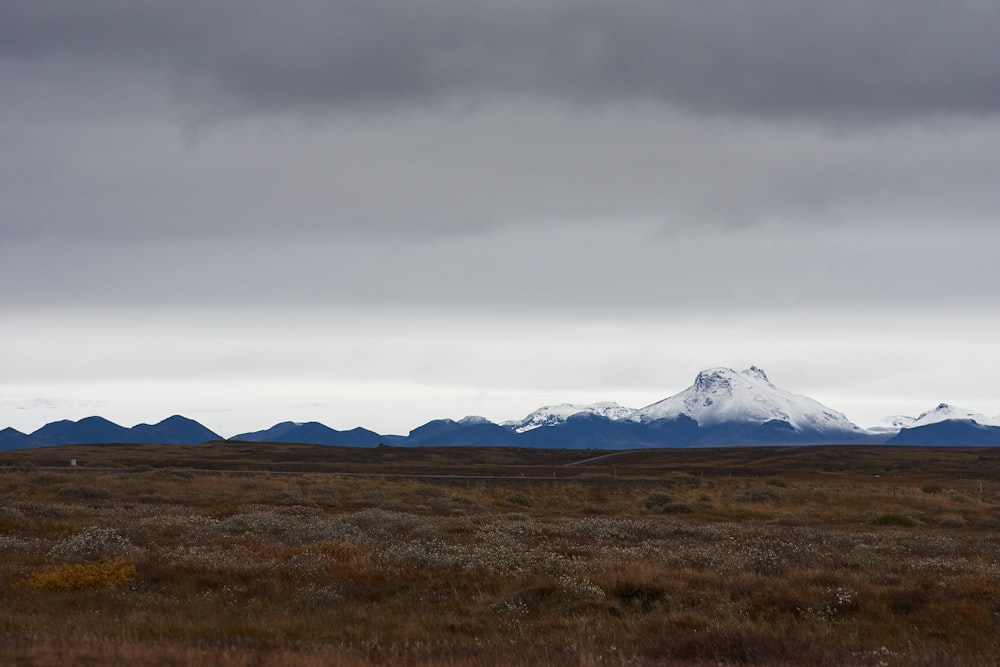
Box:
(631, 366), (862, 433)
(693, 366), (772, 394)
(505, 402), (635, 433)
(910, 403), (991, 428)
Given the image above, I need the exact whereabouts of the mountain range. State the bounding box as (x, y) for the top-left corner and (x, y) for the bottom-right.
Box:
(1, 415), (221, 451)
(3, 367), (1000, 451)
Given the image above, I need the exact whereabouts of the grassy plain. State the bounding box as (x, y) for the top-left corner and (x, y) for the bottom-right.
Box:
(2, 443), (1000, 666)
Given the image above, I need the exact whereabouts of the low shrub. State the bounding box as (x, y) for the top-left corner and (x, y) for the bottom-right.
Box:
(611, 581), (667, 610)
(666, 472), (701, 488)
(56, 485), (110, 501)
(0, 515), (29, 532)
(506, 492), (534, 507)
(890, 588), (929, 614)
(27, 557), (136, 591)
(868, 513), (915, 527)
(660, 502), (694, 514)
(702, 508), (773, 521)
(733, 487), (781, 503)
(644, 493), (674, 511)
(935, 515), (967, 528)
(49, 526), (132, 562)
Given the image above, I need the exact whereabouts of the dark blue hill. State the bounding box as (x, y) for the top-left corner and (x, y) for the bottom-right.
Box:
(0, 427), (47, 451)
(30, 416), (133, 445)
(641, 415), (703, 446)
(130, 415), (221, 444)
(231, 422), (302, 442)
(232, 422), (383, 447)
(886, 420), (1000, 446)
(521, 414), (672, 449)
(27, 415), (220, 446)
(405, 418), (520, 447)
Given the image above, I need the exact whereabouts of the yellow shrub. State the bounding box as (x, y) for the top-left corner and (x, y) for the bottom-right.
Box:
(28, 557), (136, 592)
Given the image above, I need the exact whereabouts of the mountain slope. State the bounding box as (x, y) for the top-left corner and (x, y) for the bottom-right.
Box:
(232, 422), (303, 442)
(631, 367), (865, 439)
(233, 422), (383, 447)
(520, 413), (669, 448)
(27, 415), (220, 446)
(130, 415), (221, 444)
(909, 403), (992, 428)
(887, 420), (1000, 446)
(0, 427), (47, 451)
(505, 402), (635, 433)
(30, 416), (134, 445)
(406, 417), (520, 447)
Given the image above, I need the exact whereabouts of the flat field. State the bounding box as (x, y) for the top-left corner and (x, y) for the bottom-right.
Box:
(2, 443), (1000, 666)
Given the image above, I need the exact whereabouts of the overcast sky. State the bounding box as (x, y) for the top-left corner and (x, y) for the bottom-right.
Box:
(2, 1), (999, 437)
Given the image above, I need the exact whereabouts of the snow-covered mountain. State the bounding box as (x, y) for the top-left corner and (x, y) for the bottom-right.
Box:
(504, 402), (635, 433)
(888, 419), (1000, 447)
(882, 403), (1000, 446)
(866, 415), (916, 436)
(5, 369), (995, 450)
(870, 404), (999, 436)
(881, 415), (917, 429)
(909, 403), (993, 428)
(630, 366), (865, 436)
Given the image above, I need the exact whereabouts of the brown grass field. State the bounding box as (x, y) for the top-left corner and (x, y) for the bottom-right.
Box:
(2, 442), (1000, 666)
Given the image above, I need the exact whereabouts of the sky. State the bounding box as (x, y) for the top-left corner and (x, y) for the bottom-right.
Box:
(2, 1), (1000, 437)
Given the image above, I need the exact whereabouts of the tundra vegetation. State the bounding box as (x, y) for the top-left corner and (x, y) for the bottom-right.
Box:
(1, 443), (1000, 666)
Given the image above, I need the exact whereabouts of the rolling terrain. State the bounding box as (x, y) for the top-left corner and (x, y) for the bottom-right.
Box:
(3, 442), (1000, 666)
(4, 441), (1000, 480)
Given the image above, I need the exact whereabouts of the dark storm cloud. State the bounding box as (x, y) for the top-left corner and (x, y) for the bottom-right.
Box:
(3, 0), (1000, 121)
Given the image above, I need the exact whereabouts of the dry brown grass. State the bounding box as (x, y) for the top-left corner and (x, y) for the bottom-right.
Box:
(2, 445), (1000, 665)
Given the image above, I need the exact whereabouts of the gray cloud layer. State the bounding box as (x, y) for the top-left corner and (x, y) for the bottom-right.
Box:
(3, 1), (1000, 121)
(2, 1), (998, 314)
(4, 102), (1000, 243)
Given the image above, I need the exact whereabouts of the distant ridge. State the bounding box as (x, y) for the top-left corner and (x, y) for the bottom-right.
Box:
(886, 420), (1000, 447)
(0, 415), (223, 450)
(0, 427), (46, 451)
(3, 367), (999, 451)
(130, 415), (223, 445)
(908, 403), (995, 428)
(631, 366), (864, 435)
(405, 417), (520, 447)
(31, 416), (134, 446)
(504, 402), (636, 433)
(232, 422), (383, 447)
